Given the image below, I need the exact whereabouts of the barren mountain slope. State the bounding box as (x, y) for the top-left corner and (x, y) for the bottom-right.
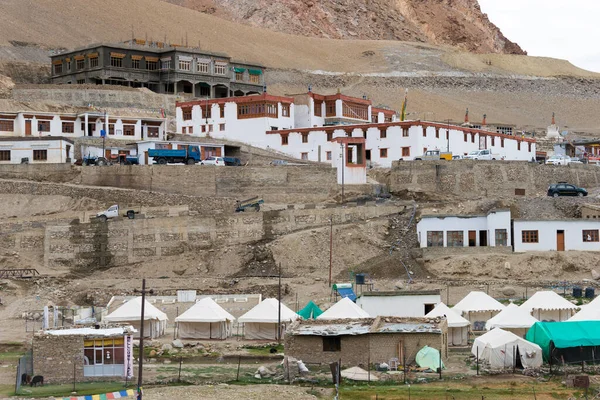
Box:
(161, 0), (524, 54)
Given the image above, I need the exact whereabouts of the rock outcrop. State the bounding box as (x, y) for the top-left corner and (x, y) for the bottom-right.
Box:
(162, 0), (525, 54)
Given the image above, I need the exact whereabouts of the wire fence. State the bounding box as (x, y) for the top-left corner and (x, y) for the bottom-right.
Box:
(15, 350), (33, 394)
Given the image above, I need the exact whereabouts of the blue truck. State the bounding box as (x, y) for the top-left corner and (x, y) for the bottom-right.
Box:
(147, 145), (201, 165)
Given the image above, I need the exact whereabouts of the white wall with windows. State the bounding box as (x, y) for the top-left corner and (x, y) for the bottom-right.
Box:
(0, 138), (73, 164)
(514, 220), (600, 252)
(416, 210), (511, 248)
(0, 112), (165, 141)
(357, 292), (441, 317)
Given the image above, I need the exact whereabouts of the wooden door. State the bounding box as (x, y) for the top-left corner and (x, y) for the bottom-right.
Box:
(557, 230), (565, 251)
(468, 231), (477, 247)
(144, 152), (148, 165)
(25, 120), (32, 136)
(215, 147), (222, 157)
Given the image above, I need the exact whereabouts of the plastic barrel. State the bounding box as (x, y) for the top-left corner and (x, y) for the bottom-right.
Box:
(573, 287), (582, 298)
(585, 287), (595, 299)
(355, 274), (365, 285)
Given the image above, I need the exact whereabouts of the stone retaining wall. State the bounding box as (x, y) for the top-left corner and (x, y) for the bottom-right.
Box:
(382, 161), (600, 198)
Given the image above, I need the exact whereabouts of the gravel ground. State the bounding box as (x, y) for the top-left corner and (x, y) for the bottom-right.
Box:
(143, 384), (324, 400)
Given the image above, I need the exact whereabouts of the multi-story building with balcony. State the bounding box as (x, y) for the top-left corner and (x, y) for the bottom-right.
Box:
(49, 39), (265, 98)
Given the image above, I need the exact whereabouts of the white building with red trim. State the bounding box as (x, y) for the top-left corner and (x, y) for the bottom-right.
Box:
(0, 111), (166, 141)
(175, 92), (535, 182)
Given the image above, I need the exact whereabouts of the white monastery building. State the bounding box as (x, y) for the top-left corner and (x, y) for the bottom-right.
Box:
(175, 91), (537, 181)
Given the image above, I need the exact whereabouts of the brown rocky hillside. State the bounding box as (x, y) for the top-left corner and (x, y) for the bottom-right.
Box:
(161, 0), (525, 54)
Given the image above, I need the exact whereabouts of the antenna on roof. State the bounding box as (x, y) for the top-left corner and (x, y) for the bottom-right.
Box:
(131, 24), (134, 46)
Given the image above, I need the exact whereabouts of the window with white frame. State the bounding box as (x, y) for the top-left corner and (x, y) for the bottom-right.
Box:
(179, 59), (191, 71)
(197, 61), (209, 73)
(214, 63), (227, 75)
(161, 59), (171, 70)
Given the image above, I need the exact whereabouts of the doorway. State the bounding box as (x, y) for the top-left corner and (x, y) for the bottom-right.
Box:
(468, 231), (477, 247)
(365, 149), (371, 161)
(424, 303), (435, 315)
(25, 120), (32, 136)
(557, 230), (565, 251)
(479, 231), (488, 247)
(87, 123), (94, 137)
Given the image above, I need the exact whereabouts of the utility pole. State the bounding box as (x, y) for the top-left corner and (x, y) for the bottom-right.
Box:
(135, 279), (153, 400)
(329, 217), (333, 288)
(340, 142), (345, 204)
(277, 263), (282, 344)
(446, 119), (451, 153)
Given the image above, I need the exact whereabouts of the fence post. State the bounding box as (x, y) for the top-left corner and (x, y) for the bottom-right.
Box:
(15, 359), (20, 395)
(236, 355), (241, 381)
(178, 356), (183, 383)
(476, 347), (479, 376)
(439, 347), (442, 379)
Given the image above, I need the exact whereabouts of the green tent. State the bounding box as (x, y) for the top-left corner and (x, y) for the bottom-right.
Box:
(297, 301), (323, 320)
(415, 346), (444, 371)
(526, 321), (600, 361)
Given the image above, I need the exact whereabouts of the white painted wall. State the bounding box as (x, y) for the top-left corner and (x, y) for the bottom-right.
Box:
(514, 220), (600, 252)
(416, 210), (511, 248)
(0, 139), (72, 164)
(357, 294), (441, 317)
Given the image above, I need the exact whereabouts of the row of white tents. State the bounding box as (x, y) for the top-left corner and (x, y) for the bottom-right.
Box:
(103, 296), (369, 340)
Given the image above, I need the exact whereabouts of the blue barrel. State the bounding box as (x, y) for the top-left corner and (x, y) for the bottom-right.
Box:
(355, 273), (365, 285)
(585, 287), (595, 299)
(573, 287), (583, 298)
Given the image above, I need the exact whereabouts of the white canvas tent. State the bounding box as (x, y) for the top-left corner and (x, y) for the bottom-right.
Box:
(104, 297), (168, 339)
(569, 299), (599, 321)
(520, 291), (578, 322)
(485, 303), (539, 338)
(452, 291), (505, 331)
(175, 298), (235, 340)
(317, 297), (370, 320)
(426, 302), (470, 346)
(472, 328), (542, 369)
(238, 298), (299, 340)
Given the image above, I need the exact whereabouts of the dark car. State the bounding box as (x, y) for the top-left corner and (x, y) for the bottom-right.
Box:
(223, 157), (242, 166)
(547, 182), (588, 197)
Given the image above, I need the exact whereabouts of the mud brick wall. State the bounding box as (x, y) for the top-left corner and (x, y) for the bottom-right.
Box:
(33, 334), (84, 384)
(384, 161), (600, 198)
(0, 164), (77, 182)
(285, 330), (446, 366)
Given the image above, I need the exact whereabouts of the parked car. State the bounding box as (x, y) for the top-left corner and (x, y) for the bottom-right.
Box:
(223, 157), (242, 166)
(414, 150), (452, 161)
(547, 182), (588, 197)
(200, 156), (226, 166)
(464, 149), (499, 160)
(452, 155), (465, 160)
(545, 155), (571, 165)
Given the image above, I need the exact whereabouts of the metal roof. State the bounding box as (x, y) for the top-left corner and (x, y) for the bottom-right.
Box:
(288, 316), (444, 336)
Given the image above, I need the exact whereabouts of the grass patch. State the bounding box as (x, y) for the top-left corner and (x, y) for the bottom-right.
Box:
(15, 381), (133, 397)
(0, 350), (25, 361)
(245, 344), (284, 356)
(338, 380), (583, 400)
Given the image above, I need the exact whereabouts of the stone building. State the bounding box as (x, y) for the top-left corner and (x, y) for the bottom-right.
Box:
(50, 39), (265, 97)
(33, 325), (135, 384)
(284, 316), (447, 367)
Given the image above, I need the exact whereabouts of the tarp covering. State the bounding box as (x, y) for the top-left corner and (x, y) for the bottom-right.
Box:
(248, 69), (263, 75)
(526, 321), (600, 361)
(415, 346), (444, 370)
(341, 366), (379, 381)
(473, 328), (543, 369)
(297, 301), (323, 320)
(233, 67), (246, 73)
(486, 303), (539, 330)
(317, 297), (370, 320)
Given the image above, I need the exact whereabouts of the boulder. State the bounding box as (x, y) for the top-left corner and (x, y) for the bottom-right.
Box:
(257, 366), (274, 377)
(172, 339), (184, 348)
(592, 269), (600, 280)
(502, 286), (516, 297)
(161, 343), (173, 352)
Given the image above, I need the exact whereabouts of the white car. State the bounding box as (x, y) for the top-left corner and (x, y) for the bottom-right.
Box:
(464, 149), (499, 160)
(200, 156), (225, 166)
(545, 155), (571, 165)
